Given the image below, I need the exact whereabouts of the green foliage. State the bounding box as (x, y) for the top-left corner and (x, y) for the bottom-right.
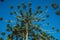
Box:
(22, 2), (26, 9)
(0, 2), (59, 40)
(10, 12), (13, 15)
(10, 5), (14, 9)
(17, 5), (20, 9)
(46, 14), (50, 18)
(45, 5), (48, 9)
(40, 10), (43, 13)
(56, 29), (59, 32)
(51, 3), (58, 9)
(37, 5), (41, 9)
(0, 0), (4, 2)
(0, 17), (3, 21)
(28, 2), (32, 7)
(0, 38), (3, 40)
(56, 10), (60, 15)
(1, 32), (5, 36)
(51, 26), (55, 30)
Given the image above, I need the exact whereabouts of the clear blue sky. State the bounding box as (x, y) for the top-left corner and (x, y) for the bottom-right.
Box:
(0, 0), (60, 40)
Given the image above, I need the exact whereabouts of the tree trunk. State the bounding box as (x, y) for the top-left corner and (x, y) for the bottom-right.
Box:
(22, 32), (24, 40)
(26, 23), (28, 40)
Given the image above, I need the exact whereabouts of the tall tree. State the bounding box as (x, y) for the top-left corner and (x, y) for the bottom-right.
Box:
(0, 2), (59, 40)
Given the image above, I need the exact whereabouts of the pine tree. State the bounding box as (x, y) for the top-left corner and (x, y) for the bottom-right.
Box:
(0, 2), (59, 40)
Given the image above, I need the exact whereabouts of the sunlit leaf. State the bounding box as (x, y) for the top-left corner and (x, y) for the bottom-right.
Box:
(22, 2), (26, 9)
(8, 34), (13, 40)
(36, 18), (40, 21)
(34, 10), (38, 16)
(15, 24), (20, 27)
(7, 20), (12, 23)
(16, 16), (21, 19)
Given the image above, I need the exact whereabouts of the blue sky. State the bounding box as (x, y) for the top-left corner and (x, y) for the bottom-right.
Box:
(0, 0), (60, 40)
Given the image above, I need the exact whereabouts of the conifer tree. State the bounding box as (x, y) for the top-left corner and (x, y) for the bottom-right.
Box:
(0, 1), (59, 40)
